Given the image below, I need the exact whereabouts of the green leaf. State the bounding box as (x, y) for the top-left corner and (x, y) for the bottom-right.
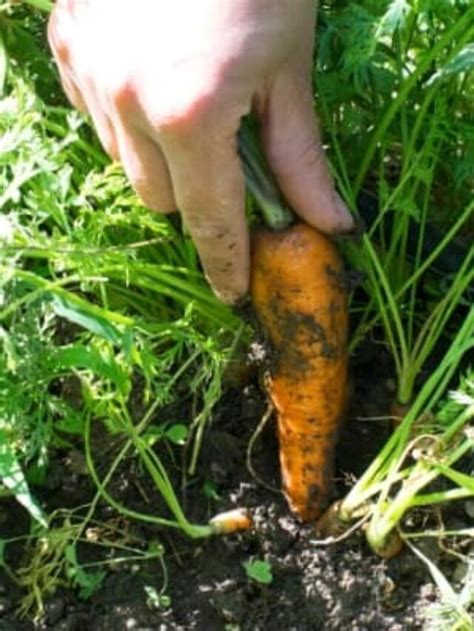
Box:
(144, 584), (170, 609)
(142, 426), (165, 447)
(0, 326), (18, 372)
(243, 560), (273, 585)
(147, 540), (165, 556)
(25, 463), (47, 486)
(56, 344), (129, 394)
(428, 43), (474, 84)
(165, 424), (188, 445)
(55, 413), (85, 436)
(376, 0), (412, 37)
(430, 461), (474, 493)
(0, 431), (47, 528)
(65, 544), (106, 600)
(202, 480), (220, 501)
(52, 295), (125, 347)
(22, 0), (54, 11)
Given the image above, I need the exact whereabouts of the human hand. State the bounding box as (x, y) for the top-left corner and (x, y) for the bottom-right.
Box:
(48, 0), (353, 303)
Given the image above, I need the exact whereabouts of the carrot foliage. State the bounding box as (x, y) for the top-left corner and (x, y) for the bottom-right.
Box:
(315, 1), (474, 584)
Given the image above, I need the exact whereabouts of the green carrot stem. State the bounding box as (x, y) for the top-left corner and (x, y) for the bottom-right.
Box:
(366, 438), (472, 555)
(238, 118), (294, 231)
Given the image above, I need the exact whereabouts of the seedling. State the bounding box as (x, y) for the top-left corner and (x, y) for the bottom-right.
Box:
(243, 559), (273, 585)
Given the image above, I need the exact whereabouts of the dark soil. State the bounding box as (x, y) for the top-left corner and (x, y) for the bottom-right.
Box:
(0, 346), (471, 630)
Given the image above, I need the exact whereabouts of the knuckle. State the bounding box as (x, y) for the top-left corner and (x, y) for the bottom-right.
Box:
(154, 87), (218, 139)
(107, 79), (137, 112)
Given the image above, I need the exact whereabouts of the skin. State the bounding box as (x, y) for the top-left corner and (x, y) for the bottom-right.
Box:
(48, 0), (354, 303)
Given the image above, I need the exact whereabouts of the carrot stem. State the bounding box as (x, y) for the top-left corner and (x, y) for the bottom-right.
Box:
(238, 118), (294, 231)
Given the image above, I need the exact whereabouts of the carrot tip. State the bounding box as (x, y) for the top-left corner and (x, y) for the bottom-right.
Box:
(209, 508), (253, 535)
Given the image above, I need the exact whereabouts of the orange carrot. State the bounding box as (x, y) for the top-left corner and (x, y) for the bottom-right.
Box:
(209, 508), (253, 534)
(250, 222), (348, 521)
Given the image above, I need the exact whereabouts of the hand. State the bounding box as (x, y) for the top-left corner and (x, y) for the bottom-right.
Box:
(48, 0), (353, 303)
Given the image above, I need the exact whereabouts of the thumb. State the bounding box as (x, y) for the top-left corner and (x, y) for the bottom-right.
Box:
(260, 76), (353, 234)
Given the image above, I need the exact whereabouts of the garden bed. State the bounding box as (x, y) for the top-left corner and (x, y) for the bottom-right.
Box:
(1, 346), (470, 630)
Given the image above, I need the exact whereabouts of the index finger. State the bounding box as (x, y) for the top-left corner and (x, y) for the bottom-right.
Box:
(161, 130), (249, 304)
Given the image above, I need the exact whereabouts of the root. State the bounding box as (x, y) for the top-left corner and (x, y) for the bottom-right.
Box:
(246, 402), (280, 493)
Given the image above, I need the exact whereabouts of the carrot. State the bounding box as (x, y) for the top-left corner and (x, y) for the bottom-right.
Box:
(209, 508), (253, 534)
(250, 223), (348, 521)
(239, 119), (349, 522)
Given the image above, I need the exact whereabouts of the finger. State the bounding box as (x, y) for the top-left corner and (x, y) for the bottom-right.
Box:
(161, 131), (249, 303)
(80, 84), (119, 160)
(47, 10), (87, 112)
(261, 76), (353, 234)
(48, 43), (87, 112)
(57, 67), (88, 113)
(113, 121), (176, 214)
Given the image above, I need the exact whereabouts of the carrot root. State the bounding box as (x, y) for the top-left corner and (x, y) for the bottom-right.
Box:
(251, 222), (348, 521)
(209, 508), (253, 535)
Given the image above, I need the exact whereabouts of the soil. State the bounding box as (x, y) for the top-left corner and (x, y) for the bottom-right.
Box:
(0, 345), (472, 630)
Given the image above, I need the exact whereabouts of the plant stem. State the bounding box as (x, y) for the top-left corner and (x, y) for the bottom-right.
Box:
(349, 200), (474, 355)
(412, 488), (474, 507)
(238, 118), (294, 230)
(366, 438), (472, 555)
(339, 309), (474, 521)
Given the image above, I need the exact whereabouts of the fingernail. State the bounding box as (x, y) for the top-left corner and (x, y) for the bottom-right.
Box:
(207, 280), (242, 305)
(216, 290), (240, 305)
